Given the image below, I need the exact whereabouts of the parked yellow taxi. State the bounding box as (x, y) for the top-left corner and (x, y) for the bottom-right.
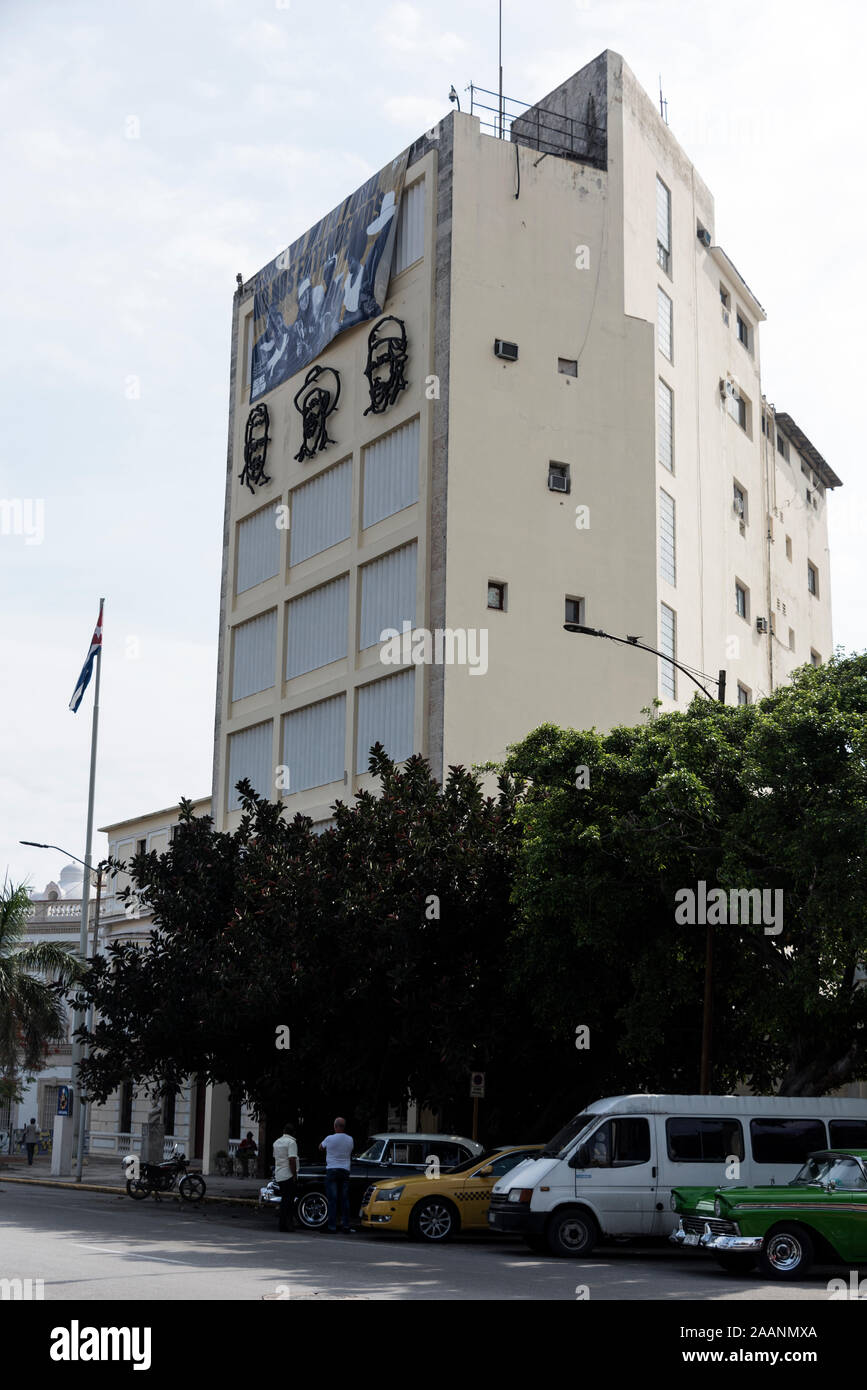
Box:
(359, 1145), (542, 1242)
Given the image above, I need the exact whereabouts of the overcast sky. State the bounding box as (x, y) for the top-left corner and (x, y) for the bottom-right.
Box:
(2, 0), (865, 890)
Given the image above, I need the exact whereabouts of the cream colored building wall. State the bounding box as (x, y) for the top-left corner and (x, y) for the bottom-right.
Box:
(616, 52), (834, 706)
(440, 114), (657, 772)
(766, 419), (833, 679)
(216, 152), (437, 830)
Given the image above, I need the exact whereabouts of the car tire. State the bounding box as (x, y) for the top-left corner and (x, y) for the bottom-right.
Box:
(713, 1252), (758, 1275)
(757, 1225), (814, 1280)
(546, 1208), (599, 1258)
(296, 1189), (329, 1230)
(410, 1198), (459, 1242)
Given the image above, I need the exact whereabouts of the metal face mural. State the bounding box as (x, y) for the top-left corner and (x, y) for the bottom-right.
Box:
(239, 404), (271, 493)
(250, 153), (409, 403)
(293, 365), (340, 462)
(363, 316), (409, 416)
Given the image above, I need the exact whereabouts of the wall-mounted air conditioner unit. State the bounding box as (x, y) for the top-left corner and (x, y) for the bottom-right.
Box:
(697, 226), (711, 248)
(494, 339), (519, 362)
(548, 472), (569, 493)
(756, 617), (769, 633)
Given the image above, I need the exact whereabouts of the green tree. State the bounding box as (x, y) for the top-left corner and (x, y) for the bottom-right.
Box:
(0, 880), (84, 1113)
(502, 652), (867, 1096)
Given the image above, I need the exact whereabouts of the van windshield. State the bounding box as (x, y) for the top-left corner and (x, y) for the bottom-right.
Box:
(540, 1113), (598, 1158)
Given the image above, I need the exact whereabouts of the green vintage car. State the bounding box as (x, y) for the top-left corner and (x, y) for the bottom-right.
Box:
(670, 1149), (867, 1279)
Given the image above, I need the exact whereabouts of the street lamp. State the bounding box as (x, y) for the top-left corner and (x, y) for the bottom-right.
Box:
(20, 841), (107, 1180)
(563, 624), (726, 1094)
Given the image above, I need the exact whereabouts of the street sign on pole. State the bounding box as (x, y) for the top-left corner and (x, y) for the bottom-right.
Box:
(470, 1072), (485, 1098)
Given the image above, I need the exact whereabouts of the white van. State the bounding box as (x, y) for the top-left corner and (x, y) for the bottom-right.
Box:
(488, 1093), (867, 1257)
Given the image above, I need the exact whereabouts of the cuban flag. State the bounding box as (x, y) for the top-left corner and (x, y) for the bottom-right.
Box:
(69, 601), (103, 713)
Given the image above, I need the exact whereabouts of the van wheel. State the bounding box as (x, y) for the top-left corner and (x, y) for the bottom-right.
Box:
(757, 1226), (813, 1280)
(713, 1252), (757, 1274)
(546, 1209), (598, 1258)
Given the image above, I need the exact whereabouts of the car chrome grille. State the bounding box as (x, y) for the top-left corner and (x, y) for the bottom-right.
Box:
(682, 1214), (736, 1236)
(488, 1193), (512, 1211)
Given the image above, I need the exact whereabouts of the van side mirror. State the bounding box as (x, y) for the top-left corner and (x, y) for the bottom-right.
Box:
(569, 1143), (589, 1169)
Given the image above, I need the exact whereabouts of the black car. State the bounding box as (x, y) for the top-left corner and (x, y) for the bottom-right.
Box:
(260, 1132), (484, 1228)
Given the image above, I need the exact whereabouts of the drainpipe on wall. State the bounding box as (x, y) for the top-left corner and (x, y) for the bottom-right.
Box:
(762, 398), (775, 693)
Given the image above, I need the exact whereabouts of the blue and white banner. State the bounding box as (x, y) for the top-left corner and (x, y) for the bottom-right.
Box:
(250, 152), (408, 402)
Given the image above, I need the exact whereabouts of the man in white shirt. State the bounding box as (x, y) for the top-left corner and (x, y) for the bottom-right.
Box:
(272, 1123), (298, 1233)
(319, 1117), (354, 1233)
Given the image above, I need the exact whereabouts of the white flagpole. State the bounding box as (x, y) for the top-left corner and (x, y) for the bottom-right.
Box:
(73, 598), (103, 1181)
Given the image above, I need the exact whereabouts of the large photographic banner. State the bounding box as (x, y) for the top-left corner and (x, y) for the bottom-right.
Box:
(250, 151), (409, 403)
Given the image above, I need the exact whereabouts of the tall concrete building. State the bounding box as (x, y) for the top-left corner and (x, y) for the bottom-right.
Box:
(213, 50), (840, 831)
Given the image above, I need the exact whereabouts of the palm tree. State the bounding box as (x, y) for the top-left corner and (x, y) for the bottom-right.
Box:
(0, 880), (85, 1130)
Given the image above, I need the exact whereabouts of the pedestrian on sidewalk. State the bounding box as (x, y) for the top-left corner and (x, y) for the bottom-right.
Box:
(319, 1117), (354, 1233)
(237, 1131), (257, 1177)
(272, 1123), (298, 1233)
(22, 1118), (40, 1166)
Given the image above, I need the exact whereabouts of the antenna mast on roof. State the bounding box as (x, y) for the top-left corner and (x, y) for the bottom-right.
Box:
(498, 0), (504, 137)
(659, 75), (669, 126)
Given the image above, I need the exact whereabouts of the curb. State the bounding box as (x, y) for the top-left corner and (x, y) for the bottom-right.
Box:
(0, 1175), (260, 1207)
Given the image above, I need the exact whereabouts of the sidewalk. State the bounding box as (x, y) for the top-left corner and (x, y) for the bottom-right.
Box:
(0, 1155), (266, 1203)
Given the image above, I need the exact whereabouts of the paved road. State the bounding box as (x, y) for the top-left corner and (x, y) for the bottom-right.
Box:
(0, 1183), (857, 1301)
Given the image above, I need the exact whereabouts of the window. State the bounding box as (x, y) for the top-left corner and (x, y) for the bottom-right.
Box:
(136, 839), (146, 857)
(666, 1118), (744, 1163)
(163, 1091), (176, 1136)
(170, 824), (179, 842)
(807, 561), (818, 597)
(736, 311), (751, 352)
(735, 582), (748, 620)
(359, 543), (417, 651)
(286, 576), (350, 675)
(656, 176), (671, 274)
(776, 432), (789, 461)
(658, 379), (673, 472)
(363, 418), (420, 528)
(487, 581), (506, 611)
(583, 1117), (651, 1168)
(749, 1118), (826, 1164)
(119, 1082), (133, 1136)
(557, 357), (578, 377)
(785, 534), (792, 561)
(232, 609), (278, 699)
(392, 177), (425, 273)
(659, 489), (676, 585)
(726, 385), (747, 431)
(737, 683), (751, 706)
(356, 670), (414, 774)
(829, 1120), (867, 1148)
(227, 720), (274, 811)
(548, 462), (571, 493)
(660, 603), (676, 699)
(236, 503), (281, 594)
(289, 459), (352, 565)
(788, 627), (795, 651)
(810, 649), (821, 667)
(657, 286), (673, 360)
(732, 482), (746, 522)
(283, 694), (345, 793)
(565, 596), (584, 625)
(719, 284), (730, 309)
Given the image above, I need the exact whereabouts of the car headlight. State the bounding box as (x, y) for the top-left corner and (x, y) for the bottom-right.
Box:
(714, 1197), (723, 1217)
(375, 1186), (405, 1202)
(508, 1188), (533, 1204)
(670, 1192), (679, 1211)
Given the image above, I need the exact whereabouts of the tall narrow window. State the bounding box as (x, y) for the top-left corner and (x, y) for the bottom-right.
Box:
(807, 561), (818, 597)
(657, 287), (673, 361)
(660, 603), (677, 699)
(659, 489), (676, 585)
(656, 176), (671, 274)
(658, 379), (673, 472)
(735, 582), (748, 620)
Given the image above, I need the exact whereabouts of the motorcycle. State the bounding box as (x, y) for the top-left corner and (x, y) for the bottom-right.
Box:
(122, 1144), (206, 1203)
